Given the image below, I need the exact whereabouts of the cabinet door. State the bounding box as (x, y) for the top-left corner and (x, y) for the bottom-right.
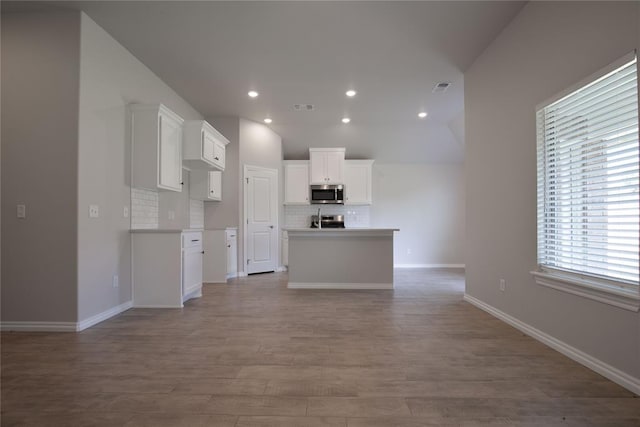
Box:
(183, 246), (203, 296)
(226, 232), (237, 275)
(325, 151), (344, 184)
(309, 151), (327, 184)
(344, 162), (372, 205)
(209, 171), (222, 201)
(212, 140), (226, 170)
(284, 163), (310, 204)
(202, 130), (216, 164)
(158, 112), (183, 191)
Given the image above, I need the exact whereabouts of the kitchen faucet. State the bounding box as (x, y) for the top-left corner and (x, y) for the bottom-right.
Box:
(317, 207), (322, 229)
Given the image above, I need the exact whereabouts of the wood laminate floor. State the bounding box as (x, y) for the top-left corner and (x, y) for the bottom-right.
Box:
(2, 269), (639, 426)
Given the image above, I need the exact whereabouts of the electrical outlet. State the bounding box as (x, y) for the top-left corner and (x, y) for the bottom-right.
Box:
(112, 275), (119, 288)
(168, 210), (175, 220)
(123, 206), (129, 218)
(89, 204), (99, 218)
(500, 279), (506, 291)
(407, 248), (412, 255)
(17, 204), (26, 219)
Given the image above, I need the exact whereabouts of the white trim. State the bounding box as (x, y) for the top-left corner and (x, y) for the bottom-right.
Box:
(133, 304), (183, 309)
(182, 286), (203, 303)
(531, 270), (639, 312)
(288, 282), (393, 289)
(395, 263), (465, 269)
(237, 271), (248, 278)
(76, 301), (133, 331)
(275, 266), (287, 272)
(463, 293), (640, 396)
(226, 272), (238, 279)
(536, 50), (636, 110)
(0, 321), (78, 332)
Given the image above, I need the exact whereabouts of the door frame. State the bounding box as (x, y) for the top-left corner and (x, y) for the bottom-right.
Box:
(243, 164), (279, 275)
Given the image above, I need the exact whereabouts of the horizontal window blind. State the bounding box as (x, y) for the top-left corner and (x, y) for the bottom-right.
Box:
(537, 56), (639, 286)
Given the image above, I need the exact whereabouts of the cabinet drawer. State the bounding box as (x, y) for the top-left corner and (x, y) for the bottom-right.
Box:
(183, 232), (203, 249)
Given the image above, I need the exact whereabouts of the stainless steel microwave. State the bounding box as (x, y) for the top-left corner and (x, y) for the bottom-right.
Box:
(310, 184), (344, 204)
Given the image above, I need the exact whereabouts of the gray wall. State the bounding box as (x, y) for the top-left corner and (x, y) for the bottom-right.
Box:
(77, 13), (202, 321)
(465, 1), (640, 378)
(371, 163), (465, 266)
(1, 12), (81, 322)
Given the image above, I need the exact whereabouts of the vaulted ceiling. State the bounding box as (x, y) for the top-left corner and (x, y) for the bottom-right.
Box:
(6, 1), (525, 163)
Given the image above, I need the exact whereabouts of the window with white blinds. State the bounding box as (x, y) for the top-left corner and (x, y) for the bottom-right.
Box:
(536, 55), (639, 289)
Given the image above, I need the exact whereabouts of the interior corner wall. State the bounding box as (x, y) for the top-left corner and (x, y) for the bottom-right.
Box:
(1, 11), (81, 322)
(238, 119), (283, 272)
(370, 163), (465, 266)
(465, 1), (640, 379)
(77, 12), (202, 321)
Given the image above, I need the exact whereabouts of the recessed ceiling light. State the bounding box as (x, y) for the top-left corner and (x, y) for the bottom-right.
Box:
(264, 118), (272, 124)
(418, 112), (428, 118)
(346, 90), (357, 97)
(248, 91), (259, 98)
(342, 117), (351, 124)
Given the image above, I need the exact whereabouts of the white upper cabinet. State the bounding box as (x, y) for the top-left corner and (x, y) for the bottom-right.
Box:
(183, 120), (229, 171)
(284, 161), (310, 205)
(344, 160), (374, 205)
(190, 170), (222, 201)
(309, 148), (345, 184)
(131, 104), (184, 192)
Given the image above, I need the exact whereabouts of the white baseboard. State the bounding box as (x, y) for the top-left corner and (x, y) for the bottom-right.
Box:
(288, 282), (393, 290)
(394, 264), (465, 269)
(275, 266), (287, 272)
(77, 301), (133, 331)
(237, 271), (248, 278)
(0, 321), (78, 332)
(463, 293), (640, 396)
(226, 272), (239, 279)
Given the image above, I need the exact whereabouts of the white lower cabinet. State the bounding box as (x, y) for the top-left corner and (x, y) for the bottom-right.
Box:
(190, 170), (222, 201)
(132, 230), (203, 308)
(182, 232), (204, 297)
(204, 228), (238, 283)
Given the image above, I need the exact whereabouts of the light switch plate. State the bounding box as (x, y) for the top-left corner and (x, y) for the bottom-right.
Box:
(17, 204), (26, 219)
(123, 206), (129, 218)
(168, 210), (176, 220)
(89, 204), (99, 218)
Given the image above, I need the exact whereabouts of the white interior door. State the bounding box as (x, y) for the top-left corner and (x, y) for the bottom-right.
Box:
(246, 167), (278, 274)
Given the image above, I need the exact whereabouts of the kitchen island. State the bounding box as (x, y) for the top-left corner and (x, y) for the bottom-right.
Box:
(285, 228), (398, 289)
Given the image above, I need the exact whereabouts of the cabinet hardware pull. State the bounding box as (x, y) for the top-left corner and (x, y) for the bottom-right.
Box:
(201, 251), (205, 254)
(227, 245), (231, 248)
(191, 239), (200, 242)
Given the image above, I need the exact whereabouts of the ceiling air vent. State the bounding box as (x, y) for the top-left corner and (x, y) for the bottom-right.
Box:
(432, 82), (451, 93)
(293, 104), (315, 111)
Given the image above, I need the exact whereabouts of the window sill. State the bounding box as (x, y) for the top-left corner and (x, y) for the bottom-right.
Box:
(530, 270), (640, 312)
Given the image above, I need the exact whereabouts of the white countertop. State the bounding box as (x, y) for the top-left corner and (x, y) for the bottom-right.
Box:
(130, 228), (204, 234)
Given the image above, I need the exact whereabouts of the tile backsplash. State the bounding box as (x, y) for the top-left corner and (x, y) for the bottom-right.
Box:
(284, 205), (370, 228)
(189, 199), (204, 229)
(131, 188), (159, 229)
